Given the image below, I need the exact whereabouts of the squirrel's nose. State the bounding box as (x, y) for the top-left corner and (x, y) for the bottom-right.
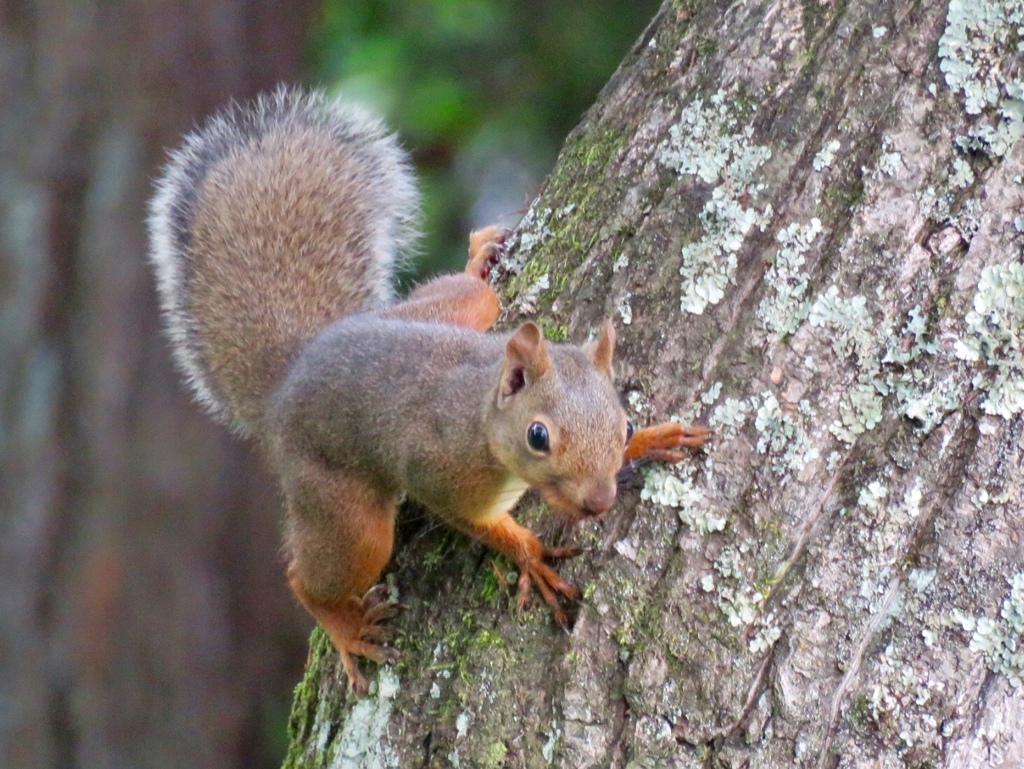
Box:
(581, 478), (617, 517)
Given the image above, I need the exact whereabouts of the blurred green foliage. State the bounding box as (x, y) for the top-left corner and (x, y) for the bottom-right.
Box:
(311, 0), (660, 277)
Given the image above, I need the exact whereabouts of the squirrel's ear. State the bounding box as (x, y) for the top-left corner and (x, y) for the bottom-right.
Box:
(584, 319), (616, 379)
(498, 322), (551, 406)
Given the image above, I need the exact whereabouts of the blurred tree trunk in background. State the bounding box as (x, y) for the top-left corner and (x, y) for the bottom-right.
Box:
(0, 1), (314, 767)
(283, 1), (1024, 767)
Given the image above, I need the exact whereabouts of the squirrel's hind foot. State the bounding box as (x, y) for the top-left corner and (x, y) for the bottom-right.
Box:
(466, 225), (509, 280)
(333, 599), (401, 695)
(289, 574), (400, 695)
(357, 585), (401, 643)
(343, 587), (401, 693)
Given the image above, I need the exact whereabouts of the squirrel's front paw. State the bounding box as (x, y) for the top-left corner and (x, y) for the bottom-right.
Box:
(466, 225), (510, 280)
(516, 546), (582, 629)
(625, 421), (712, 464)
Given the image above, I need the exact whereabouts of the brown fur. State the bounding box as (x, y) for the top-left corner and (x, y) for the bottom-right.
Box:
(149, 89), (417, 433)
(189, 125), (392, 426)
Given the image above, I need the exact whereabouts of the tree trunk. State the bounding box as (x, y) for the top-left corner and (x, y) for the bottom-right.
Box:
(0, 2), (314, 767)
(289, 0), (1024, 766)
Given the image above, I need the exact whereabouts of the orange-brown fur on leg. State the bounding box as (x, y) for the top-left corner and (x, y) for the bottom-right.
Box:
(625, 422), (712, 464)
(283, 464), (399, 694)
(381, 227), (506, 330)
(387, 274), (499, 330)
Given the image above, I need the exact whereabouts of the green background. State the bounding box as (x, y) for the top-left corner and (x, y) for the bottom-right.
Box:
(312, 0), (659, 279)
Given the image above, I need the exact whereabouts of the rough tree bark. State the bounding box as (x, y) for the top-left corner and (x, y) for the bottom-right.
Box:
(283, 0), (1024, 767)
(0, 2), (313, 768)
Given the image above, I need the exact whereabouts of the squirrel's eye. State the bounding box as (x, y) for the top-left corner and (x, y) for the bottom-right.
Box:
(626, 421), (634, 443)
(526, 421), (550, 454)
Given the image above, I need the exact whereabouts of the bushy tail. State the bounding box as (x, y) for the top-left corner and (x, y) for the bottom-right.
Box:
(148, 88), (419, 435)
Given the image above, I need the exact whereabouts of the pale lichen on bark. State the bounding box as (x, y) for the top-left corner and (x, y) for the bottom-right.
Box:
(282, 1), (1024, 767)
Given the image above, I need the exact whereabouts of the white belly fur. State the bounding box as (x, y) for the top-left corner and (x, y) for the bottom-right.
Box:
(474, 475), (530, 524)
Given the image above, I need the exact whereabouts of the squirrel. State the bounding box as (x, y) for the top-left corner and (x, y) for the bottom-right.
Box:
(147, 88), (710, 694)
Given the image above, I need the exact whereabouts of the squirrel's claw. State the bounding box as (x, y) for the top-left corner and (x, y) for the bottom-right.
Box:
(355, 587), (401, 651)
(516, 555), (582, 630)
(362, 599), (400, 625)
(351, 639), (400, 666)
(362, 583), (387, 602)
(340, 639), (399, 694)
(338, 622), (399, 694)
(343, 659), (371, 696)
(358, 620), (397, 644)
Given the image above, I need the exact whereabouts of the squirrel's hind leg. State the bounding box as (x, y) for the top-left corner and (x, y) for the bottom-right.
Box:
(390, 272), (500, 330)
(283, 470), (399, 694)
(382, 225), (506, 331)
